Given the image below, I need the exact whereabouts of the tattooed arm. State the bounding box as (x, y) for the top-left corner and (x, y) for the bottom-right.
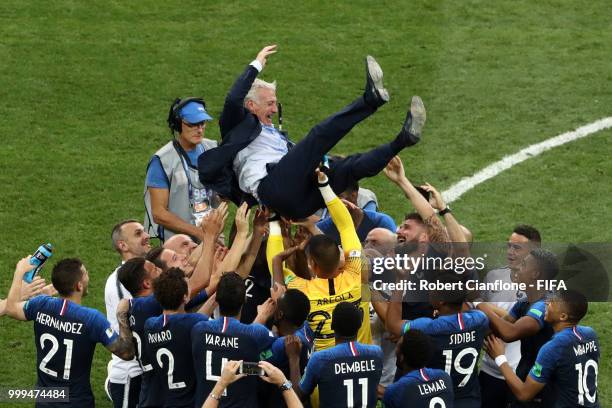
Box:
(106, 299), (136, 360)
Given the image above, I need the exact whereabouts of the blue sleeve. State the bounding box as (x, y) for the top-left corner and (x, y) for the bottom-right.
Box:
(266, 337), (286, 365)
(23, 295), (47, 321)
(146, 156), (169, 189)
(383, 382), (401, 408)
(299, 353), (321, 396)
(185, 289), (208, 310)
(404, 317), (433, 333)
(373, 212), (397, 232)
(316, 217), (335, 235)
(362, 201), (377, 212)
(526, 301), (546, 328)
(529, 340), (558, 384)
(88, 309), (119, 346)
(251, 323), (276, 351)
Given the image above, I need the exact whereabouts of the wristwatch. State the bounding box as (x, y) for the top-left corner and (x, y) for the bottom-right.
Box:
(439, 206), (452, 216)
(279, 380), (293, 392)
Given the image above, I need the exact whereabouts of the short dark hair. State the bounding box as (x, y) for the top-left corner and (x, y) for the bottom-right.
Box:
(513, 224), (542, 245)
(430, 271), (466, 306)
(117, 257), (147, 296)
(111, 219), (139, 252)
(557, 290), (588, 323)
(530, 248), (558, 279)
(52, 258), (84, 297)
(404, 212), (424, 223)
(216, 272), (246, 316)
(331, 302), (362, 338)
(146, 247), (166, 271)
(278, 289), (311, 326)
(342, 179), (359, 194)
(153, 268), (188, 310)
(400, 329), (434, 369)
(306, 234), (340, 275)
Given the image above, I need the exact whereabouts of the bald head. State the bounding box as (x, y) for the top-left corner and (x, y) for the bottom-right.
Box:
(364, 228), (397, 256)
(163, 234), (197, 257)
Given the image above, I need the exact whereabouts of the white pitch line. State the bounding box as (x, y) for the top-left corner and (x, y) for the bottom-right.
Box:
(442, 117), (612, 203)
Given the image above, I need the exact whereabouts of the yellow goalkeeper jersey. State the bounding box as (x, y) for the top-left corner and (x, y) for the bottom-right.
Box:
(267, 197), (371, 351)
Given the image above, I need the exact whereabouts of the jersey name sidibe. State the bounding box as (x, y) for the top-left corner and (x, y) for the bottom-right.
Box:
(35, 312), (83, 334)
(449, 330), (476, 346)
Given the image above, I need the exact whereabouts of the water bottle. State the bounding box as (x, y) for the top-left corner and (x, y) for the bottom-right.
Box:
(23, 243), (53, 283)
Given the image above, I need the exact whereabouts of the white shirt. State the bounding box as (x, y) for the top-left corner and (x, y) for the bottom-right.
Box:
(479, 266), (521, 379)
(233, 123), (289, 200)
(369, 304), (397, 386)
(104, 264), (142, 384)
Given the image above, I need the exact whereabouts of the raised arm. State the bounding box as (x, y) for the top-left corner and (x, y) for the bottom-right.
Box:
(385, 288), (406, 337)
(219, 45), (277, 137)
(267, 221), (298, 283)
(235, 208), (267, 278)
(384, 157), (449, 244)
(5, 257), (33, 321)
(421, 182), (470, 256)
(188, 203), (227, 297)
(105, 299), (136, 360)
(216, 203), (250, 275)
(317, 171), (360, 252)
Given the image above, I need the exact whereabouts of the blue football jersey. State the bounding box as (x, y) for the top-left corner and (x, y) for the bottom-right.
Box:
(24, 296), (118, 407)
(191, 316), (276, 408)
(128, 295), (163, 407)
(403, 310), (488, 404)
(144, 313), (208, 408)
(384, 368), (454, 408)
(509, 299), (554, 380)
(299, 341), (383, 408)
(529, 326), (600, 408)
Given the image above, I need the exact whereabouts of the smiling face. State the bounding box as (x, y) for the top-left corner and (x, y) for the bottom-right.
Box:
(397, 218), (426, 244)
(507, 233), (531, 271)
(160, 248), (189, 271)
(119, 222), (151, 259)
(246, 87), (278, 126)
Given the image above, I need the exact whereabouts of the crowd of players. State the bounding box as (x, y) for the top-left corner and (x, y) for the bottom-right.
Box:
(0, 46), (602, 408)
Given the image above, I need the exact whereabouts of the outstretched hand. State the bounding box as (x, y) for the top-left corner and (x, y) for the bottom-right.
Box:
(420, 182), (446, 211)
(383, 155), (406, 184)
(235, 202), (251, 235)
(256, 45), (278, 69)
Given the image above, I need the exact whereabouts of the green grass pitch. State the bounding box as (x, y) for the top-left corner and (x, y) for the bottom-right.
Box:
(1, 1), (611, 406)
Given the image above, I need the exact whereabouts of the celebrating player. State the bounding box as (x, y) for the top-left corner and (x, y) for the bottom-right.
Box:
(288, 301), (383, 407)
(143, 268), (209, 407)
(191, 272), (276, 408)
(486, 290), (600, 407)
(383, 329), (454, 407)
(5, 256), (135, 407)
(268, 169), (371, 351)
(386, 272), (489, 407)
